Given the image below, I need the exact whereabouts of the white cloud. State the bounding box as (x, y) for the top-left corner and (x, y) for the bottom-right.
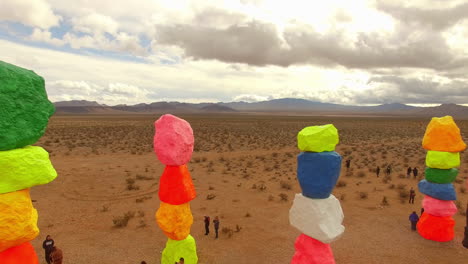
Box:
(30, 28), (65, 46)
(71, 12), (119, 35)
(0, 0), (61, 29)
(233, 94), (270, 102)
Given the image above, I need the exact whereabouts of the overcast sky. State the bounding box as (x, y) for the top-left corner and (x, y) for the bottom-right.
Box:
(1, 0), (468, 105)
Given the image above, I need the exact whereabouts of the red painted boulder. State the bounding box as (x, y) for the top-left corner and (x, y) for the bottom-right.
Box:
(159, 165), (196, 205)
(422, 195), (457, 217)
(154, 114), (194, 166)
(417, 213), (455, 242)
(0, 242), (39, 264)
(291, 234), (335, 264)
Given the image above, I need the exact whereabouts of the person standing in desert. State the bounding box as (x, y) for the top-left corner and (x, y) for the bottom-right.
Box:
(376, 166), (380, 177)
(413, 167), (418, 179)
(409, 187), (416, 204)
(42, 235), (55, 264)
(49, 246), (63, 264)
(213, 216), (220, 239)
(409, 211), (419, 231)
(407, 167), (412, 178)
(204, 216), (210, 235)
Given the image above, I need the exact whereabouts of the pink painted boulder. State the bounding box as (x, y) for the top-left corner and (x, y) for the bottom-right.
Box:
(291, 234), (335, 264)
(154, 114), (194, 166)
(422, 195), (457, 217)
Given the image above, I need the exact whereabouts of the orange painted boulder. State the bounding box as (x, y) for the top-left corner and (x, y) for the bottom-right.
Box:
(417, 213), (454, 242)
(156, 202), (193, 240)
(291, 234), (335, 264)
(159, 165), (196, 205)
(0, 242), (39, 264)
(422, 116), (466, 152)
(0, 189), (39, 251)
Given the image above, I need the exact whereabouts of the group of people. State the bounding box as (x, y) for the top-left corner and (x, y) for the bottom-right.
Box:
(406, 167), (419, 179)
(42, 235), (63, 264)
(375, 165), (392, 177)
(204, 216), (220, 239)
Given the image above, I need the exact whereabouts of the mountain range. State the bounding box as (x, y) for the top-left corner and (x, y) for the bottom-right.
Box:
(53, 99), (468, 118)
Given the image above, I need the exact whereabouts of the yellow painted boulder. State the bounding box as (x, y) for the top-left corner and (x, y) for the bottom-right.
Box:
(0, 189), (39, 252)
(161, 235), (198, 264)
(0, 146), (57, 194)
(422, 116), (466, 152)
(426, 151), (460, 169)
(297, 125), (339, 152)
(156, 202), (193, 240)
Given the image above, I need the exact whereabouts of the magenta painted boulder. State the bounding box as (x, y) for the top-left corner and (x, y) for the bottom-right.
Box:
(154, 114), (194, 166)
(291, 234), (335, 264)
(422, 195), (457, 217)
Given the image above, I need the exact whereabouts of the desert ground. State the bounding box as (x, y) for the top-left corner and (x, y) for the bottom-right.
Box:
(30, 114), (468, 264)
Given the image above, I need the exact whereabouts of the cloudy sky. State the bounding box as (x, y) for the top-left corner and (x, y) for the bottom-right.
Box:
(1, 0), (468, 105)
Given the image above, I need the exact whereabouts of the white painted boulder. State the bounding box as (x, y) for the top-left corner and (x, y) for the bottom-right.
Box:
(289, 193), (344, 243)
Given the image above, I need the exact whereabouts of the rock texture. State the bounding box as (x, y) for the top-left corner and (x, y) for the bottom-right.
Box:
(291, 234), (335, 264)
(159, 165), (196, 205)
(161, 235), (198, 264)
(422, 116), (466, 152)
(426, 151), (460, 169)
(0, 146), (57, 194)
(289, 194), (344, 243)
(297, 151), (342, 199)
(417, 213), (455, 242)
(0, 61), (55, 151)
(0, 189), (39, 252)
(418, 179), (456, 201)
(154, 114), (194, 166)
(0, 242), (39, 264)
(156, 202), (193, 241)
(297, 125), (339, 152)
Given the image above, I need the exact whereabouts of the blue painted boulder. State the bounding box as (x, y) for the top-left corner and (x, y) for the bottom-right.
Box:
(297, 151), (342, 199)
(418, 179), (456, 201)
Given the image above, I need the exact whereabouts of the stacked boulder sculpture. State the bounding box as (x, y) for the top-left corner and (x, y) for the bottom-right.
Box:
(0, 61), (57, 263)
(289, 125), (344, 264)
(417, 116), (466, 242)
(153, 114), (198, 264)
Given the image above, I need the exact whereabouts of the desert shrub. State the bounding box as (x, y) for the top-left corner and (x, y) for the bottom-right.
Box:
(208, 186), (215, 190)
(235, 225), (242, 232)
(280, 181), (292, 190)
(127, 183), (140, 190)
(278, 193), (288, 201)
(340, 194), (346, 201)
(207, 194), (216, 200)
(381, 196), (389, 206)
(388, 184), (395, 189)
(397, 184), (407, 190)
(357, 171), (366, 178)
(222, 227), (234, 238)
(136, 174), (154, 180)
(258, 183), (267, 191)
(112, 211), (135, 228)
(245, 212), (251, 218)
(398, 173), (406, 179)
(268, 195), (275, 201)
(359, 192), (368, 199)
(460, 187), (466, 194)
(336, 180), (347, 188)
(101, 205), (109, 212)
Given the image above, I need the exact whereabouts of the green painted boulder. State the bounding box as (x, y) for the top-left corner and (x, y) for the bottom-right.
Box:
(0, 146), (57, 194)
(425, 168), (458, 184)
(0, 61), (55, 151)
(161, 235), (198, 264)
(297, 124), (339, 152)
(426, 151), (460, 169)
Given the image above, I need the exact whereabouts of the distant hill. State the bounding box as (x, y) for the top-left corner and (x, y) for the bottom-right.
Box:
(52, 99), (468, 118)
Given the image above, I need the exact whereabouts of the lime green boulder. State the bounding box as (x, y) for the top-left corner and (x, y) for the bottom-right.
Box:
(0, 146), (57, 194)
(426, 151), (460, 169)
(297, 125), (339, 152)
(425, 168), (458, 184)
(161, 235), (198, 264)
(0, 61), (55, 151)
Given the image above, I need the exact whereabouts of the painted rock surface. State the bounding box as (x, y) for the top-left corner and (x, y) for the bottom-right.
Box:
(0, 242), (39, 264)
(154, 114), (194, 166)
(422, 116), (466, 152)
(297, 152), (342, 199)
(159, 165), (196, 205)
(426, 151), (460, 169)
(417, 213), (454, 242)
(0, 146), (57, 194)
(422, 195), (457, 217)
(291, 234), (335, 264)
(0, 61), (55, 151)
(418, 179), (456, 201)
(0, 189), (39, 252)
(289, 194), (344, 243)
(156, 202), (193, 240)
(161, 235), (198, 264)
(425, 168), (458, 184)
(297, 125), (339, 152)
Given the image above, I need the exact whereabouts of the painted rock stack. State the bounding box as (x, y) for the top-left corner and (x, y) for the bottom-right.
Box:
(417, 116), (466, 242)
(0, 61), (57, 263)
(289, 125), (345, 264)
(153, 114), (198, 264)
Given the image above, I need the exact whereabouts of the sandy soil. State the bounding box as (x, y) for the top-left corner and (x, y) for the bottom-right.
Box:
(29, 114), (468, 264)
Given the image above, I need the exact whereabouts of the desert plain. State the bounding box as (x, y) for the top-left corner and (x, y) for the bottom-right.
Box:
(29, 114), (468, 264)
